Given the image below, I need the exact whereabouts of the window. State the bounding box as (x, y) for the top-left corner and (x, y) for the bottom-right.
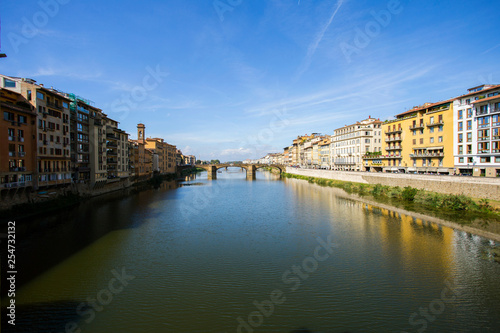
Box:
(467, 132), (472, 142)
(430, 137), (434, 143)
(467, 145), (472, 154)
(420, 138), (423, 144)
(478, 116), (490, 127)
(430, 127), (434, 133)
(459, 157), (464, 163)
(467, 108), (472, 118)
(458, 111), (463, 119)
(27, 90), (32, 101)
(438, 125), (443, 132)
(458, 133), (463, 143)
(4, 111), (15, 121)
(467, 120), (472, 130)
(468, 157), (473, 163)
(413, 139), (416, 145)
(37, 92), (44, 100)
(3, 78), (16, 88)
(492, 114), (499, 125)
(458, 122), (463, 131)
(480, 157), (491, 163)
(438, 136), (443, 143)
(18, 115), (27, 124)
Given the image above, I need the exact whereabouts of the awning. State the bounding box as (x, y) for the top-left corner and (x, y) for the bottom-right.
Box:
(391, 167), (398, 171)
(427, 167), (437, 172)
(427, 146), (444, 150)
(437, 168), (450, 173)
(407, 167), (417, 171)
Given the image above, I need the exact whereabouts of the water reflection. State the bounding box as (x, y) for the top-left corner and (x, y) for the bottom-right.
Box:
(2, 171), (500, 332)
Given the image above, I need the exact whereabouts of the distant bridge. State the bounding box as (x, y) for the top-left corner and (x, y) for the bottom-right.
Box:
(195, 164), (285, 179)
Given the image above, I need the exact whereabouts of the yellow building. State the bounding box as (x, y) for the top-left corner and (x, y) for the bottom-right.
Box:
(364, 99), (454, 174)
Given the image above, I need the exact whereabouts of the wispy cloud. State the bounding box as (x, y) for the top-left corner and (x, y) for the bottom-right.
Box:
(294, 0), (345, 81)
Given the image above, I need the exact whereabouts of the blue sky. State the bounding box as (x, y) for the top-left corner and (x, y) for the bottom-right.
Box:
(1, 0), (500, 161)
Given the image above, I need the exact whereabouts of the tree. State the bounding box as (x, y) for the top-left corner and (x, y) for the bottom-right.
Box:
(210, 159), (220, 164)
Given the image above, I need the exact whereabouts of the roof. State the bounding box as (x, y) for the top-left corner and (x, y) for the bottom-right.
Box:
(395, 98), (454, 118)
(457, 84), (500, 99)
(333, 117), (382, 131)
(471, 94), (500, 104)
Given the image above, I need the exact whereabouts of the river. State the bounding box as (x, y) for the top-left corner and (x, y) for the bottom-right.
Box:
(2, 168), (500, 332)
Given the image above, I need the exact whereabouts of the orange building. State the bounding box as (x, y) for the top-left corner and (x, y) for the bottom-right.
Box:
(0, 88), (37, 189)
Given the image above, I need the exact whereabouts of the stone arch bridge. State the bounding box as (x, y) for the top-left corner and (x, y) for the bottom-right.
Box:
(195, 164), (285, 179)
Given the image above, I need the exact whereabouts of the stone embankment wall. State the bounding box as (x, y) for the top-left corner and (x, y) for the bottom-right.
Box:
(285, 167), (500, 201)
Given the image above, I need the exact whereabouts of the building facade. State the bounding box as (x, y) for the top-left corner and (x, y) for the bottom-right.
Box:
(332, 117), (382, 171)
(1, 88), (37, 189)
(365, 100), (454, 173)
(453, 84), (500, 176)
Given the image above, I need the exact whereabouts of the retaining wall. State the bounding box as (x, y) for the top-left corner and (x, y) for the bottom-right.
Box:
(285, 167), (500, 201)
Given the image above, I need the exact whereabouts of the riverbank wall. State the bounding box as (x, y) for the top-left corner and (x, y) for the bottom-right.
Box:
(0, 172), (180, 215)
(285, 167), (500, 201)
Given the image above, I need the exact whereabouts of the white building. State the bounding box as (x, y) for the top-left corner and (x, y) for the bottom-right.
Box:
(454, 84), (500, 176)
(332, 117), (382, 171)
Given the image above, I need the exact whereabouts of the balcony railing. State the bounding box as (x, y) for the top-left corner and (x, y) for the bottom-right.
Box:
(478, 137), (490, 141)
(46, 101), (62, 110)
(0, 181), (33, 189)
(426, 121), (444, 127)
(18, 152), (26, 157)
(410, 152), (444, 158)
(385, 136), (402, 142)
(385, 129), (402, 135)
(409, 124), (424, 130)
(386, 146), (402, 151)
(9, 167), (27, 172)
(478, 149), (490, 154)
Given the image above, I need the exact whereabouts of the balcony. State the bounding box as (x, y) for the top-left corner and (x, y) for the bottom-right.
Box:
(18, 152), (26, 157)
(386, 146), (402, 151)
(478, 137), (490, 142)
(1, 181), (33, 189)
(107, 159), (118, 164)
(385, 136), (402, 142)
(385, 129), (402, 135)
(410, 152), (444, 158)
(9, 167), (27, 172)
(107, 151), (118, 156)
(362, 154), (383, 160)
(478, 149), (490, 154)
(476, 110), (488, 116)
(107, 142), (118, 148)
(409, 124), (424, 130)
(46, 101), (62, 110)
(426, 121), (444, 127)
(106, 134), (119, 141)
